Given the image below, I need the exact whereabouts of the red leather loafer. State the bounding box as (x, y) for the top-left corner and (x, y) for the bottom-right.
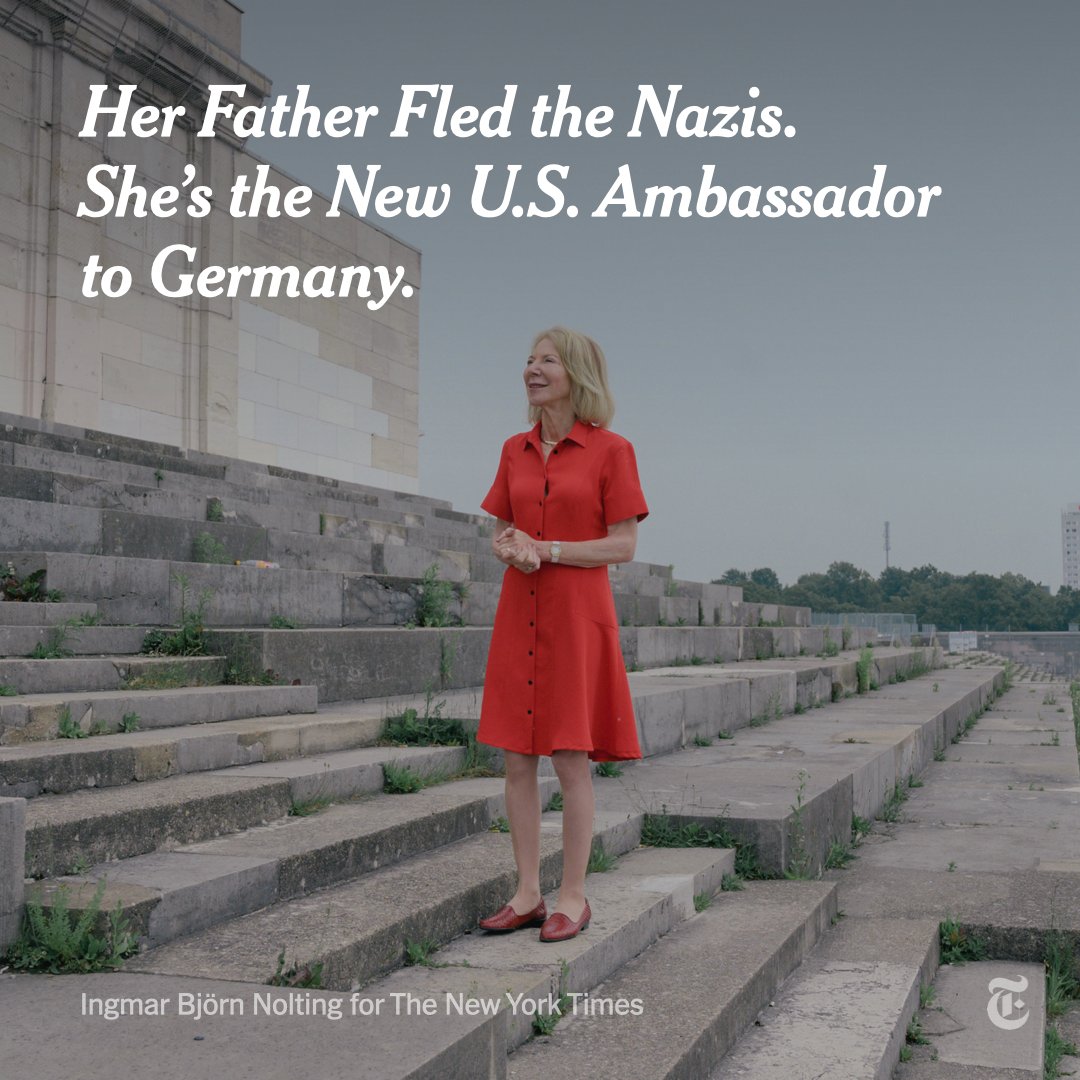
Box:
(478, 899), (547, 932)
(539, 900), (591, 942)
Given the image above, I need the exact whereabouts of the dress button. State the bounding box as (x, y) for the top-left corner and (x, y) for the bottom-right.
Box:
(527, 709), (532, 715)
(528, 650), (533, 656)
(528, 679), (533, 685)
(536, 531), (541, 537)
(530, 590), (535, 596)
(529, 621), (534, 627)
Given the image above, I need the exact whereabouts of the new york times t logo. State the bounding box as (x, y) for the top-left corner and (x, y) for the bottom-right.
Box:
(987, 975), (1030, 1031)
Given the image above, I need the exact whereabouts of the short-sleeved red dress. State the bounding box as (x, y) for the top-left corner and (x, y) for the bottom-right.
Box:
(478, 419), (649, 761)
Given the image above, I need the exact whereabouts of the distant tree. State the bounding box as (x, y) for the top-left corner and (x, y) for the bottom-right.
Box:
(714, 569), (749, 586)
(749, 568), (782, 592)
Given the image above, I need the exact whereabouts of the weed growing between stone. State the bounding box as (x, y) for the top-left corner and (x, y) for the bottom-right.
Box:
(383, 703), (468, 747)
(531, 960), (572, 1038)
(856, 646), (874, 693)
(4, 881), (137, 974)
(414, 564), (458, 627)
(122, 662), (209, 691)
(404, 939), (446, 967)
(877, 781), (909, 823)
(783, 770), (813, 880)
(141, 575), (211, 656)
(268, 613), (297, 629)
(0, 684), (17, 696)
(382, 762), (432, 794)
(587, 840), (618, 874)
(824, 839), (857, 869)
(641, 809), (765, 881)
(289, 795), (333, 817)
(1, 563), (63, 603)
(938, 918), (986, 964)
(56, 707), (86, 739)
(268, 948), (323, 988)
(192, 531), (231, 564)
(29, 619), (78, 659)
(545, 792), (563, 812)
(693, 891), (713, 912)
(1044, 932), (1080, 1018)
(594, 761), (623, 778)
(1045, 1028), (1079, 1079)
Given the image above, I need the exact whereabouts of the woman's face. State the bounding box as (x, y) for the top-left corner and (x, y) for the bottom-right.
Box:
(524, 338), (572, 410)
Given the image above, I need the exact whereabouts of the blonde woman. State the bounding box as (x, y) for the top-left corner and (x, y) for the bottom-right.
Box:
(477, 327), (648, 942)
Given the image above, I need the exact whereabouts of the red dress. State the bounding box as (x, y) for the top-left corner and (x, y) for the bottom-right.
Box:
(478, 419), (649, 761)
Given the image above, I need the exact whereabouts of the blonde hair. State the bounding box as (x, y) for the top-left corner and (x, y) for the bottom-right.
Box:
(527, 326), (616, 428)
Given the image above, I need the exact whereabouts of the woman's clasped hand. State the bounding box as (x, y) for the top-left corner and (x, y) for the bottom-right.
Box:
(493, 525), (540, 573)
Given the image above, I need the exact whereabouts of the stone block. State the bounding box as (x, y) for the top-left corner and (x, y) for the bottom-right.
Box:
(770, 627), (798, 657)
(208, 627), (492, 703)
(0, 796), (25, 948)
(0, 498), (102, 553)
(742, 626), (775, 661)
(613, 593), (660, 627)
(342, 574), (420, 626)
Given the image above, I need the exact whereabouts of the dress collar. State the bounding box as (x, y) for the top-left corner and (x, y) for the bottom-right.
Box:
(524, 418), (592, 452)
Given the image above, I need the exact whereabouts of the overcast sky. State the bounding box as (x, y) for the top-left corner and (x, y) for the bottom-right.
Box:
(234, 0), (1078, 590)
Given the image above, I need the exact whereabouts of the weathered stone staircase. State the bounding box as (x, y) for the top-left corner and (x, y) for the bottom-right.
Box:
(3, 411), (1063, 1080)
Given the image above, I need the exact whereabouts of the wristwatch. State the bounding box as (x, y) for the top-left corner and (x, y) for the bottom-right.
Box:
(550, 541), (562, 564)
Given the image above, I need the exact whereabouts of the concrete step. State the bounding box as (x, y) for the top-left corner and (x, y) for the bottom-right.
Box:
(0, 408), (455, 514)
(712, 914), (938, 1080)
(0, 844), (730, 1080)
(507, 879), (837, 1080)
(23, 743), (467, 879)
(0, 600), (98, 625)
(0, 655), (225, 696)
(894, 960), (1046, 1079)
(30, 752), (511, 946)
(0, 682), (317, 745)
(595, 663), (1003, 877)
(0, 697), (398, 797)
(0, 624), (151, 657)
(128, 806), (652, 990)
(0, 648), (931, 798)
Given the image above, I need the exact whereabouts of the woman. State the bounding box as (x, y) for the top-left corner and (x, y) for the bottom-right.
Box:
(476, 327), (648, 943)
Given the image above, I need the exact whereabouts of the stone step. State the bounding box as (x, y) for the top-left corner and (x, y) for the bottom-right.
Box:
(0, 682), (317, 745)
(596, 663), (1002, 877)
(128, 807), (659, 991)
(0, 697), (396, 797)
(0, 601), (98, 626)
(711, 914), (938, 1079)
(0, 655), (225, 696)
(895, 960), (1046, 1079)
(507, 879), (837, 1080)
(30, 755), (514, 947)
(0, 624), (150, 657)
(23, 743), (467, 879)
(0, 409), (454, 513)
(0, 844), (731, 1080)
(0, 648), (923, 799)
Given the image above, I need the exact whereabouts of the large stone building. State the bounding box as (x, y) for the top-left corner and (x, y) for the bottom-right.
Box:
(1064, 504), (1080, 590)
(0, 0), (420, 492)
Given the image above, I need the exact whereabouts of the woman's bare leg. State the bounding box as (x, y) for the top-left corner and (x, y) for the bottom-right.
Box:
(503, 750), (542, 912)
(550, 750), (594, 920)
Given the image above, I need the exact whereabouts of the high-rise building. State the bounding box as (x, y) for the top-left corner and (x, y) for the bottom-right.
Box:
(1064, 505), (1080, 589)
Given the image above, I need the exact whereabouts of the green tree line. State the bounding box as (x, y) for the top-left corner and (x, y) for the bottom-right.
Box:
(715, 562), (1080, 632)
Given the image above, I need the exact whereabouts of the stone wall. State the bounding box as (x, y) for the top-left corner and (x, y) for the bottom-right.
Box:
(0, 0), (419, 492)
